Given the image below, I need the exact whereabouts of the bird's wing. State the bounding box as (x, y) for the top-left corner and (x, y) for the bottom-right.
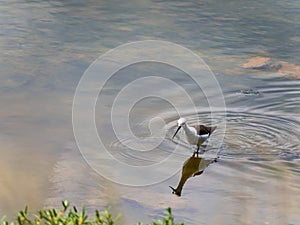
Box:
(194, 125), (217, 137)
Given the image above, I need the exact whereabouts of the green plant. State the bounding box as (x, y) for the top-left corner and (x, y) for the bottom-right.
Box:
(137, 208), (184, 225)
(0, 202), (184, 225)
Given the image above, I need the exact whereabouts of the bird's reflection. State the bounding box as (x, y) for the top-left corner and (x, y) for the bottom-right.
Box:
(169, 152), (217, 197)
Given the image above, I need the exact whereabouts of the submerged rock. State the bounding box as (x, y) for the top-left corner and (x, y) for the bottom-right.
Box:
(242, 56), (281, 71)
(278, 62), (300, 79)
(242, 56), (300, 79)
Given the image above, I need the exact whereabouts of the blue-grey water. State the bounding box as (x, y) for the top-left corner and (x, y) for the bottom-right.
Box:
(0, 0), (300, 224)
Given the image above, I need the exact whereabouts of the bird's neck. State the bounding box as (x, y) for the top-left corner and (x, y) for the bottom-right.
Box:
(182, 123), (195, 135)
(173, 174), (189, 196)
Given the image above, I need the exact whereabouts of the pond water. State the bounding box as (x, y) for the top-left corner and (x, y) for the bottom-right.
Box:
(0, 0), (300, 224)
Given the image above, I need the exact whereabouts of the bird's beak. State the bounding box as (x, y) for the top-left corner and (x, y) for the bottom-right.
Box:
(169, 186), (181, 196)
(172, 126), (181, 139)
(169, 186), (176, 193)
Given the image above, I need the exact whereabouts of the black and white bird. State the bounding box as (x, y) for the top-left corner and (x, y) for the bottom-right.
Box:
(172, 118), (216, 153)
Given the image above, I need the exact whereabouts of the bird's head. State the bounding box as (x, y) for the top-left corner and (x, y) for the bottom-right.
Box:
(177, 118), (187, 126)
(172, 118), (187, 139)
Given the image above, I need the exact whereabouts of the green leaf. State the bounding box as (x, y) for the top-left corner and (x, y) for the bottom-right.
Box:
(62, 201), (69, 211)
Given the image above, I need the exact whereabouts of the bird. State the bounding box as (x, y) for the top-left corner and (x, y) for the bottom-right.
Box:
(169, 153), (217, 196)
(172, 118), (216, 153)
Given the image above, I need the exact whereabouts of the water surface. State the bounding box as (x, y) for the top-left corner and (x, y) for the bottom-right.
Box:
(0, 0), (299, 224)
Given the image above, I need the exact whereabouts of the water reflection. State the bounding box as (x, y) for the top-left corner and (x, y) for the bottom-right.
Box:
(169, 152), (217, 197)
(1, 0), (300, 223)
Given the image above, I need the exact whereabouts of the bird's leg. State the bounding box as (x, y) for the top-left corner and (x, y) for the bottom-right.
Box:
(195, 145), (200, 157)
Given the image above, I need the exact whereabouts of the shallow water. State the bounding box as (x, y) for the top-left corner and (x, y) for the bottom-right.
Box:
(0, 0), (300, 224)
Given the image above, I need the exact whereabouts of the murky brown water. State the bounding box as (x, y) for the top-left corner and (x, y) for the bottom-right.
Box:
(1, 0), (300, 224)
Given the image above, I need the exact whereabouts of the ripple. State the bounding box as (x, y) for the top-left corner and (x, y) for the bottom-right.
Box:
(109, 131), (189, 167)
(108, 105), (300, 166)
(107, 76), (300, 166)
(251, 78), (300, 114)
(163, 109), (300, 161)
(220, 110), (299, 160)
